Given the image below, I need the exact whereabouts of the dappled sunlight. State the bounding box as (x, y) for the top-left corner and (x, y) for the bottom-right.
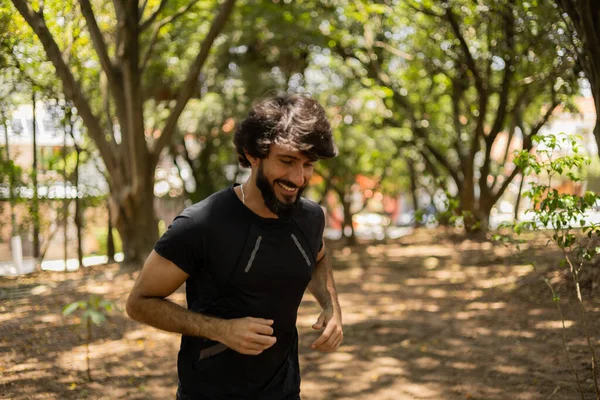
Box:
(404, 277), (448, 286)
(449, 361), (478, 370)
(465, 302), (507, 310)
(425, 288), (449, 298)
(3, 238), (599, 399)
(497, 330), (536, 339)
(426, 269), (468, 281)
(384, 245), (454, 258)
(360, 282), (403, 292)
(34, 314), (62, 324)
(473, 274), (521, 289)
(492, 365), (528, 375)
(413, 356), (442, 369)
(534, 320), (576, 329)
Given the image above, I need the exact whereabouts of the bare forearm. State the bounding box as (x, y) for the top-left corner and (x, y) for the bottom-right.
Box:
(308, 252), (341, 316)
(126, 296), (223, 340)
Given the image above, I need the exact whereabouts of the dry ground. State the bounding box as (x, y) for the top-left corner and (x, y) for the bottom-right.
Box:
(1, 230), (599, 400)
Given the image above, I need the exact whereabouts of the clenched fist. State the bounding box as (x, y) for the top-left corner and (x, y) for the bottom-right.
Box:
(217, 317), (277, 355)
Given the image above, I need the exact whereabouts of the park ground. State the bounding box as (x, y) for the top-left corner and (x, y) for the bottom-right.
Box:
(1, 230), (600, 400)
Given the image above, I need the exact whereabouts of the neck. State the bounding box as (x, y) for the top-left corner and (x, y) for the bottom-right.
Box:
(240, 179), (279, 219)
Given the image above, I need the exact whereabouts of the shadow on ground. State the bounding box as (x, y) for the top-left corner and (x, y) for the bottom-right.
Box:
(1, 231), (599, 399)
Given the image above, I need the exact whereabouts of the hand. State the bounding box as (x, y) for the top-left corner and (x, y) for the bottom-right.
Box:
(217, 317), (277, 356)
(311, 309), (343, 352)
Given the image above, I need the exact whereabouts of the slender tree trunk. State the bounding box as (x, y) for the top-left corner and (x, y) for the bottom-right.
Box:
(32, 91), (40, 263)
(460, 161), (485, 233)
(74, 145), (83, 269)
(106, 198), (115, 263)
(86, 318), (92, 381)
(342, 197), (356, 245)
(62, 114), (69, 270)
(514, 173), (525, 222)
(189, 135), (216, 203)
(407, 159), (422, 227)
(594, 89), (600, 158)
(336, 186), (356, 245)
(315, 174), (333, 206)
(2, 114), (17, 237)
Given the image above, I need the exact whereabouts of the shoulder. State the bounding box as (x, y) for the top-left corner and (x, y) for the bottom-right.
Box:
(180, 187), (239, 226)
(297, 197), (325, 221)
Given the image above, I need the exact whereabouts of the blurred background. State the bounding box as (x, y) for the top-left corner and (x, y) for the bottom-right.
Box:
(2, 1), (600, 399)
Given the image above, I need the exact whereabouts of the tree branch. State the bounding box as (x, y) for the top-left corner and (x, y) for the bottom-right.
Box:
(405, 0), (444, 18)
(11, 0), (117, 174)
(491, 98), (560, 206)
(373, 41), (413, 60)
(78, 0), (121, 97)
(579, 0), (600, 83)
(151, 0), (237, 164)
(530, 100), (560, 138)
(140, 0), (168, 31)
(443, 0), (485, 96)
(141, 0), (200, 72)
(139, 0), (149, 18)
(487, 0), (515, 144)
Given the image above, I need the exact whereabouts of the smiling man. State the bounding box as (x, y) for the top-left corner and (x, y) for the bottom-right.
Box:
(126, 94), (343, 400)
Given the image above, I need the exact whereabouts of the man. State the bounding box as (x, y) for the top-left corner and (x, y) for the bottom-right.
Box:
(126, 93), (343, 399)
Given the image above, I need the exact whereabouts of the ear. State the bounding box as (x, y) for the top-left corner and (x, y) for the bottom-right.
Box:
(244, 150), (259, 167)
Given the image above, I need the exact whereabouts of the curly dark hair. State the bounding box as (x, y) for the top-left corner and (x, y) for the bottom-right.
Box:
(234, 93), (338, 168)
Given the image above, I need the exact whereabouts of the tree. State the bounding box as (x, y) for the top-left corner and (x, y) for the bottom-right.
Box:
(328, 0), (578, 231)
(555, 0), (600, 155)
(9, 0), (237, 263)
(168, 0), (332, 203)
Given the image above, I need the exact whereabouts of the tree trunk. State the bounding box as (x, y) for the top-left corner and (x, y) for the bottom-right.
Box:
(74, 145), (84, 269)
(514, 173), (525, 222)
(594, 89), (600, 158)
(407, 158), (422, 227)
(31, 91), (40, 263)
(111, 174), (157, 266)
(10, 0), (238, 268)
(475, 202), (492, 232)
(342, 199), (356, 245)
(106, 197), (115, 263)
(459, 170), (482, 233)
(2, 114), (17, 237)
(190, 136), (216, 203)
(335, 186), (356, 245)
(86, 318), (92, 381)
(62, 116), (69, 270)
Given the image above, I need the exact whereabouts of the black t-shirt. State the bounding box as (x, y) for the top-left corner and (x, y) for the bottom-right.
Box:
(154, 185), (325, 399)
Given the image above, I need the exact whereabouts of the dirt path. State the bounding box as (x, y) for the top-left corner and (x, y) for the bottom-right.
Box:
(1, 233), (599, 399)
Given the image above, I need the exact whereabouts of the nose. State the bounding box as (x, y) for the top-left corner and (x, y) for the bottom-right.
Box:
(289, 165), (306, 188)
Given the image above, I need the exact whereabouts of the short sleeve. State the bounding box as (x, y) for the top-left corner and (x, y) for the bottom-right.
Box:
(154, 214), (203, 276)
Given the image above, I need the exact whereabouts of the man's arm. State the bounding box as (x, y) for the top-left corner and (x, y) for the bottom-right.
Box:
(307, 241), (343, 352)
(126, 250), (276, 355)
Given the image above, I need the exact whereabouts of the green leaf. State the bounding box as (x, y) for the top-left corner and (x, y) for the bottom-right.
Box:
(99, 300), (115, 312)
(86, 310), (106, 326)
(62, 302), (82, 316)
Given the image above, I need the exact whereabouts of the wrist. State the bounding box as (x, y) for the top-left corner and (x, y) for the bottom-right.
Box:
(196, 314), (226, 341)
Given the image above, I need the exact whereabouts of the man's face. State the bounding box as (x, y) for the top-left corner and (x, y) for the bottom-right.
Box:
(255, 144), (316, 217)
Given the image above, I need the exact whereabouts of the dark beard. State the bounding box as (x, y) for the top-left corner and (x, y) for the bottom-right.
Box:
(256, 162), (305, 218)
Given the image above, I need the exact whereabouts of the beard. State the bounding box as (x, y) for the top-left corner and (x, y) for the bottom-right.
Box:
(256, 162), (306, 218)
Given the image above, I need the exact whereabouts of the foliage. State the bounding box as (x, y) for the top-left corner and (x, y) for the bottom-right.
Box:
(62, 294), (115, 381)
(495, 133), (600, 398)
(322, 0), (579, 231)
